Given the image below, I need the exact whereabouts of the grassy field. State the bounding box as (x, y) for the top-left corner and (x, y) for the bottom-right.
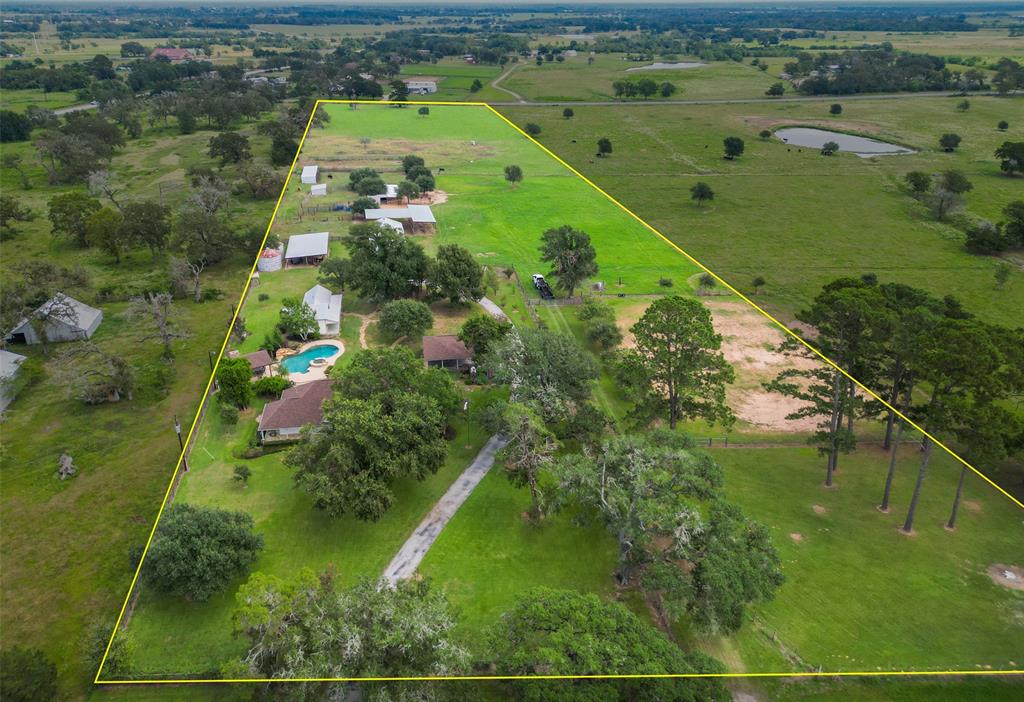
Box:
(502, 53), (784, 102)
(498, 96), (1024, 329)
(782, 28), (1024, 62)
(0, 114), (280, 698)
(0, 88), (81, 112)
(401, 59), (507, 103)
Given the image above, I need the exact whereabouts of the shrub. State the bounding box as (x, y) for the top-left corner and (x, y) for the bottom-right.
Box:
(258, 292), (270, 301)
(586, 319), (624, 350)
(233, 464), (252, 484)
(254, 375), (291, 398)
(0, 647), (58, 702)
(659, 277), (674, 287)
(219, 401), (239, 425)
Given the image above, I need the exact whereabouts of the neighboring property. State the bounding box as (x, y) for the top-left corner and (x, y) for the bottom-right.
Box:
(310, 183), (327, 197)
(284, 232), (330, 266)
(364, 205), (436, 234)
(0, 349), (27, 413)
(302, 284), (343, 336)
(372, 184), (400, 205)
(150, 47), (193, 61)
(422, 335), (473, 370)
(243, 349), (274, 378)
(404, 79), (438, 94)
(257, 378), (332, 443)
(4, 294), (103, 346)
(301, 165), (319, 184)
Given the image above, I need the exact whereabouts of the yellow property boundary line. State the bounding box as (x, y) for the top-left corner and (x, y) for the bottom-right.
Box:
(95, 98), (1024, 686)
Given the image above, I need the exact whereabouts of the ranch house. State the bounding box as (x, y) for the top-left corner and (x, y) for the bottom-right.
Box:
(257, 378), (332, 444)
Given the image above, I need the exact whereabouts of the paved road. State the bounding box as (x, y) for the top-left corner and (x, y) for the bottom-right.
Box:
(382, 434), (509, 585)
(53, 101), (98, 115)
(484, 90), (1019, 108)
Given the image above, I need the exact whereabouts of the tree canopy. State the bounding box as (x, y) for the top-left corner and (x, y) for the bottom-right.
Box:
(538, 224), (599, 298)
(343, 223), (429, 301)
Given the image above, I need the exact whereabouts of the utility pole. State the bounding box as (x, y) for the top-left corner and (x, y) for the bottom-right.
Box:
(174, 415), (189, 472)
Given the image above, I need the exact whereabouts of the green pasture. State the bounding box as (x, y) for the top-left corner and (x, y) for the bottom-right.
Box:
(502, 54), (783, 102)
(782, 28), (1024, 62)
(0, 88), (80, 112)
(499, 96), (1024, 328)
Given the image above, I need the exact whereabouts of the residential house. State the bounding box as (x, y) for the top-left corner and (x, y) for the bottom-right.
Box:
(422, 335), (473, 370)
(150, 47), (193, 61)
(1, 349), (27, 413)
(257, 378), (332, 443)
(302, 284), (343, 336)
(4, 294), (103, 345)
(284, 232), (330, 266)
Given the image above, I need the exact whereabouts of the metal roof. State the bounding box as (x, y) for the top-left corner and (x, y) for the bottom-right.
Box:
(285, 232), (330, 259)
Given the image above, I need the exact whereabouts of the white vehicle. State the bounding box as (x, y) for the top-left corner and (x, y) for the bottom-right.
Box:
(531, 274), (545, 287)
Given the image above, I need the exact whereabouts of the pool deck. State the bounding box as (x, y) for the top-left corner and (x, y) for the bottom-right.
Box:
(280, 339), (344, 384)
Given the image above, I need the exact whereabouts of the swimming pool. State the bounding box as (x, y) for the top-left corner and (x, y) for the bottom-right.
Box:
(280, 344), (339, 374)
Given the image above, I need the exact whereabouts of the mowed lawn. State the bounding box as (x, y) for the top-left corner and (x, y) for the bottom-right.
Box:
(122, 391), (495, 676)
(713, 444), (1024, 673)
(298, 103), (703, 295)
(498, 96), (1024, 329)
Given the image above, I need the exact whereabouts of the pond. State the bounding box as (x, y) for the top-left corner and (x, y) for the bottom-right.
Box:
(626, 62), (706, 72)
(774, 127), (914, 158)
(280, 344), (341, 374)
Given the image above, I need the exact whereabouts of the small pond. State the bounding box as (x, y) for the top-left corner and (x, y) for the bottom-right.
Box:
(280, 344), (340, 374)
(626, 62), (706, 72)
(774, 127), (914, 158)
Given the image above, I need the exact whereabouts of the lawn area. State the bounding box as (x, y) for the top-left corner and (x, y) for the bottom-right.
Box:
(709, 443), (1024, 673)
(121, 388), (495, 676)
(498, 96), (1024, 329)
(401, 59), (507, 103)
(0, 87), (81, 112)
(502, 53), (783, 102)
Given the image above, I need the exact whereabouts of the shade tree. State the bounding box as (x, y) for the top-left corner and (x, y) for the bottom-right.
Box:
(428, 244), (484, 305)
(538, 225), (599, 298)
(378, 299), (434, 339)
(342, 223), (429, 301)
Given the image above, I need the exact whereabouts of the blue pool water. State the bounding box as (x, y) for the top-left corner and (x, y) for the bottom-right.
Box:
(280, 345), (338, 373)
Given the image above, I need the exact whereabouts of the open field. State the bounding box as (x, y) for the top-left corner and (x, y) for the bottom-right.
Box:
(502, 53), (785, 102)
(781, 28), (1024, 62)
(0, 115), (280, 697)
(499, 96), (1024, 329)
(0, 87), (80, 112)
(401, 59), (507, 103)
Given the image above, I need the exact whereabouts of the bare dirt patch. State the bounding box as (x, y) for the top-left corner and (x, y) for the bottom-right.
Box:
(706, 300), (819, 432)
(987, 564), (1024, 591)
(159, 153), (181, 166)
(964, 500), (982, 513)
(789, 532), (803, 543)
(299, 135), (496, 173)
(812, 504), (827, 515)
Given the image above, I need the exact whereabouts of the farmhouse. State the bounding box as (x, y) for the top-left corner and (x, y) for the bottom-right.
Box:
(422, 335), (473, 370)
(404, 79), (437, 94)
(4, 294), (103, 345)
(0, 349), (27, 413)
(302, 284), (343, 336)
(364, 205), (436, 234)
(372, 184), (400, 205)
(150, 47), (193, 61)
(284, 232), (330, 266)
(242, 349), (274, 378)
(257, 378), (332, 443)
(301, 165), (319, 184)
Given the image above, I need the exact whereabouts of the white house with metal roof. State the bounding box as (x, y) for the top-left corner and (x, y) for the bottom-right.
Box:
(302, 284), (343, 336)
(284, 232), (330, 266)
(4, 294), (103, 345)
(300, 165), (319, 184)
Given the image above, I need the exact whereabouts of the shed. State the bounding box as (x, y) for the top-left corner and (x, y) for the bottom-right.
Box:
(364, 205), (437, 234)
(1, 349), (27, 412)
(4, 294), (103, 346)
(243, 349), (274, 377)
(372, 184), (400, 205)
(284, 232), (330, 266)
(310, 183), (327, 197)
(301, 165), (319, 185)
(376, 217), (406, 235)
(422, 335), (473, 370)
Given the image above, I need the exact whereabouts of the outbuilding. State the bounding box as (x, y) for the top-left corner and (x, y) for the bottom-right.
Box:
(4, 294), (103, 346)
(302, 284), (343, 336)
(422, 335), (473, 370)
(310, 183), (327, 197)
(364, 205), (436, 234)
(243, 349), (275, 378)
(1, 349), (27, 412)
(301, 165), (319, 185)
(284, 232), (330, 266)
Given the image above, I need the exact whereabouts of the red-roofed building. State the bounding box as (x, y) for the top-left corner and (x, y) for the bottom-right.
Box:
(150, 47), (193, 62)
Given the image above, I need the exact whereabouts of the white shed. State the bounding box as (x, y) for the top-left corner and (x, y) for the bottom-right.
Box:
(301, 165), (319, 185)
(4, 294), (103, 346)
(310, 183), (327, 197)
(1, 349), (27, 413)
(302, 284), (343, 336)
